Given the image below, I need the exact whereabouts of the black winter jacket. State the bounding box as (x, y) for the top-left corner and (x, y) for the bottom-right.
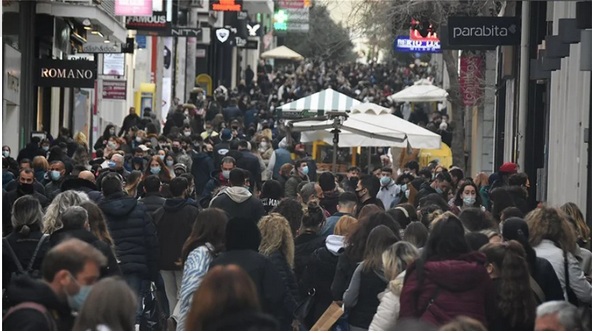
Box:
(60, 178), (103, 203)
(294, 232), (325, 284)
(139, 192), (166, 217)
(3, 275), (74, 331)
(48, 228), (121, 277)
(2, 229), (50, 287)
(153, 198), (197, 270)
(331, 253), (358, 301)
(210, 187), (266, 223)
(210, 250), (286, 322)
(266, 251), (300, 330)
(99, 192), (159, 278)
(301, 245), (341, 328)
(191, 151), (215, 196)
(347, 269), (388, 329)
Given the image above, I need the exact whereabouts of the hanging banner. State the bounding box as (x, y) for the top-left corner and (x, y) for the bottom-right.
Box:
(161, 37), (173, 117)
(36, 59), (97, 88)
(115, 0), (153, 16)
(103, 54), (125, 76)
(459, 53), (484, 106)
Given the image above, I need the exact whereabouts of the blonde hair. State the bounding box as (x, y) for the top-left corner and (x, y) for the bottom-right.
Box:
(560, 202), (590, 245)
(334, 215), (357, 237)
(43, 190), (90, 234)
(258, 213), (295, 268)
(525, 206), (578, 254)
(74, 132), (87, 145)
(32, 155), (50, 171)
(473, 172), (489, 188)
(382, 241), (419, 293)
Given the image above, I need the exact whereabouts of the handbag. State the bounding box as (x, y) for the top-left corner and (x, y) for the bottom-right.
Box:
(310, 302), (344, 331)
(563, 251), (581, 306)
(139, 282), (168, 331)
(293, 288), (316, 323)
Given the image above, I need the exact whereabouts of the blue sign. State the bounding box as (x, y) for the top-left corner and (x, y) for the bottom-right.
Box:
(394, 36), (441, 53)
(136, 35), (147, 49)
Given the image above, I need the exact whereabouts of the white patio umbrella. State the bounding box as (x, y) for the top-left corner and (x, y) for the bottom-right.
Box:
(388, 79), (449, 103)
(260, 45), (304, 61)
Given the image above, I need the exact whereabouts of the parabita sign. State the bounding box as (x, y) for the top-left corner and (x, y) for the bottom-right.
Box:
(36, 59), (97, 88)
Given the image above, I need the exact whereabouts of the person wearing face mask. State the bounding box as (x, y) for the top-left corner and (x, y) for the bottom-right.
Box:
(143, 156), (172, 186)
(3, 169), (50, 236)
(172, 139), (192, 171)
(94, 125), (117, 151)
(200, 156), (236, 208)
(48, 206), (120, 278)
(2, 145), (20, 176)
(355, 175), (384, 215)
(96, 154), (131, 191)
(210, 168), (265, 222)
(414, 171), (452, 208)
(450, 181), (484, 215)
(284, 159), (310, 199)
(44, 161), (66, 201)
(200, 121), (219, 142)
(377, 167), (402, 210)
(3, 238), (107, 330)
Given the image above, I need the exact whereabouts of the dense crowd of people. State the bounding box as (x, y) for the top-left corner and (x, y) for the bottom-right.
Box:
(2, 59), (591, 331)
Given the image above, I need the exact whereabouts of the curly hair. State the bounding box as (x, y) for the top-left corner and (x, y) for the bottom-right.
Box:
(272, 198), (304, 237)
(480, 241), (536, 328)
(525, 206), (578, 255)
(258, 213), (295, 268)
(43, 190), (90, 234)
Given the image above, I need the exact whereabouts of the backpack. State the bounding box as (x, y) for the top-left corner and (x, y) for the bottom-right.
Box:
(2, 302), (57, 330)
(3, 234), (49, 280)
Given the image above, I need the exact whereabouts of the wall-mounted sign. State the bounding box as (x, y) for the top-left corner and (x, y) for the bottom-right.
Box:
(247, 23), (261, 37)
(36, 59), (97, 88)
(210, 0), (242, 12)
(102, 79), (127, 100)
(126, 11), (169, 31)
(171, 27), (202, 37)
(459, 53), (484, 106)
(82, 43), (122, 53)
(394, 36), (441, 53)
(103, 53), (125, 76)
(115, 0), (153, 16)
(409, 29), (439, 42)
(239, 39), (258, 50)
(216, 28), (230, 42)
(447, 16), (521, 46)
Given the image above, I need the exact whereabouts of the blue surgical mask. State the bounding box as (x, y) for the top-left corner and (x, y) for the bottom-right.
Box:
(222, 170), (230, 179)
(463, 196), (476, 206)
(42, 146), (49, 152)
(158, 155), (165, 161)
(380, 176), (391, 186)
(50, 170), (61, 181)
(150, 166), (161, 174)
(404, 189), (410, 198)
(66, 274), (93, 311)
(166, 160), (174, 167)
(2, 150), (9, 158)
(108, 161), (117, 169)
(436, 187), (444, 195)
(301, 166), (309, 175)
(401, 184), (408, 192)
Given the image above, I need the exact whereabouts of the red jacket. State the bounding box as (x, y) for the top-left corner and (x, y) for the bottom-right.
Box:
(399, 252), (496, 328)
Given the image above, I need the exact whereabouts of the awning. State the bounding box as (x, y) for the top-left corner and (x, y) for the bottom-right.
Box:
(37, 1), (128, 43)
(278, 88), (361, 117)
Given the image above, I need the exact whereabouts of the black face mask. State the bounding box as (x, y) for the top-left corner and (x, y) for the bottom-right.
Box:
(18, 183), (34, 195)
(172, 147), (180, 154)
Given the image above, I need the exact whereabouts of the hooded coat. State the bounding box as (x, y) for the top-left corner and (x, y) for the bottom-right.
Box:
(3, 275), (74, 330)
(190, 151), (215, 196)
(99, 192), (159, 278)
(300, 235), (344, 328)
(210, 186), (266, 222)
(399, 252), (496, 328)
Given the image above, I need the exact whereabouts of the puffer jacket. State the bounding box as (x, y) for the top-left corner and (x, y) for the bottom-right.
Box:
(399, 252), (496, 328)
(343, 264), (388, 329)
(294, 232), (325, 284)
(99, 192), (159, 278)
(139, 192), (166, 217)
(369, 272), (406, 331)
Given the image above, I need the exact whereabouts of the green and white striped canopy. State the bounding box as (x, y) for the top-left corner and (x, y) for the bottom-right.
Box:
(277, 88), (361, 118)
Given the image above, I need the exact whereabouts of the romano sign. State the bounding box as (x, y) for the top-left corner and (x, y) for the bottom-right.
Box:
(36, 59), (97, 88)
(447, 16), (520, 46)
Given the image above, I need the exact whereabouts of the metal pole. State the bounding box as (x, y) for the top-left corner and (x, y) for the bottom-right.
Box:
(332, 130), (338, 173)
(517, 0), (530, 168)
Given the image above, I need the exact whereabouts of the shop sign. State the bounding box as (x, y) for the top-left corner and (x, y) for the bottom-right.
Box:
(115, 0), (153, 16)
(238, 40), (258, 50)
(210, 0), (242, 12)
(459, 53), (484, 106)
(448, 16), (521, 46)
(82, 43), (122, 53)
(394, 37), (441, 53)
(126, 11), (169, 31)
(102, 80), (127, 100)
(36, 59), (97, 88)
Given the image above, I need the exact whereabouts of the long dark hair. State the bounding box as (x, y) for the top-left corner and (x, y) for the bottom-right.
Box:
(453, 181), (483, 208)
(480, 241), (536, 327)
(181, 208), (228, 263)
(501, 217), (537, 274)
(345, 212), (401, 262)
(361, 225), (398, 273)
